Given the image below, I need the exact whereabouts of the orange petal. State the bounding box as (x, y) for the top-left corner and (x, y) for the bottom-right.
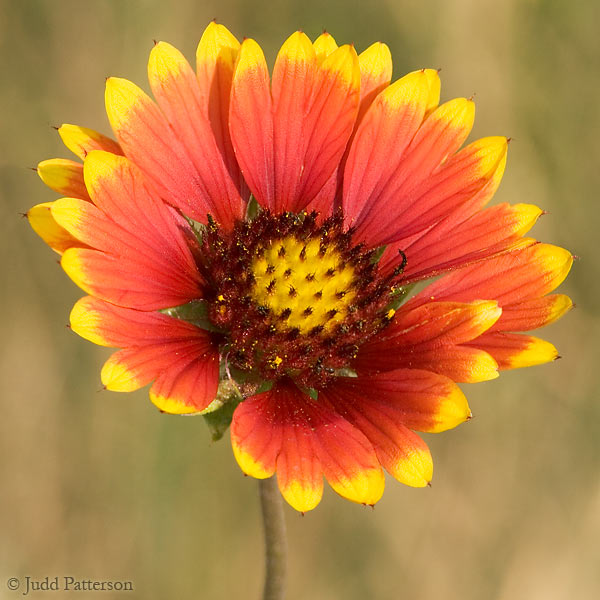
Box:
(105, 76), (232, 225)
(231, 384), (383, 511)
(491, 294), (573, 332)
(271, 36), (360, 213)
(466, 332), (559, 369)
(410, 243), (573, 309)
(58, 124), (123, 160)
(357, 42), (393, 123)
(356, 301), (501, 381)
(229, 38), (275, 207)
(343, 69), (440, 234)
(313, 32), (338, 63)
(149, 350), (219, 414)
(148, 41), (245, 226)
(27, 201), (84, 254)
(37, 158), (90, 200)
(395, 202), (543, 282)
(196, 23), (248, 201)
(323, 369), (471, 434)
(321, 379), (434, 487)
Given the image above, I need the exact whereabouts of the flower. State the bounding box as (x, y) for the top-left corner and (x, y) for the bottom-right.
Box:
(28, 23), (573, 512)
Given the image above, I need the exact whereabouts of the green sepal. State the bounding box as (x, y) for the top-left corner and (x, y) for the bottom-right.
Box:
(370, 245), (387, 264)
(246, 195), (261, 221)
(387, 283), (416, 311)
(202, 378), (243, 441)
(159, 300), (223, 333)
(182, 215), (206, 245)
(297, 386), (318, 400)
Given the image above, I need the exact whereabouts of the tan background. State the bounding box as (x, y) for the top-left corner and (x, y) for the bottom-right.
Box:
(1, 0), (598, 598)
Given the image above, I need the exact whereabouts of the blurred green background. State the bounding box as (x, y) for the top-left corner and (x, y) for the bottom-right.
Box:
(1, 0), (598, 598)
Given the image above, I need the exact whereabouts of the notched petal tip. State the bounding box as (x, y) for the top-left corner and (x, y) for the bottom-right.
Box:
(148, 40), (187, 84)
(320, 43), (360, 88)
(197, 21), (240, 70)
(430, 385), (472, 433)
(278, 477), (324, 513)
(392, 445), (434, 488)
(232, 443), (274, 479)
(380, 68), (440, 114)
(235, 37), (267, 73)
(313, 31), (339, 63)
(149, 390), (203, 415)
(101, 354), (141, 392)
(27, 201), (81, 254)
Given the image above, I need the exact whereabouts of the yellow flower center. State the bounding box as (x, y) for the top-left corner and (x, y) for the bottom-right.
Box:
(250, 236), (356, 334)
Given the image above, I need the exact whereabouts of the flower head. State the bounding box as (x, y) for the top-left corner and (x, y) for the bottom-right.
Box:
(28, 23), (573, 512)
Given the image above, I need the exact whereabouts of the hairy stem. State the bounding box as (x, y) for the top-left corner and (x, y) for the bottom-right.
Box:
(259, 477), (287, 600)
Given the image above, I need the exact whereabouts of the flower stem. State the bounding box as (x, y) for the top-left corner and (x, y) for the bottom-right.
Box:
(259, 477), (287, 600)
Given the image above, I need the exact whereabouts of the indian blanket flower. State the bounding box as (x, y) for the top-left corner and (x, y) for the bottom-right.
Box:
(28, 23), (573, 512)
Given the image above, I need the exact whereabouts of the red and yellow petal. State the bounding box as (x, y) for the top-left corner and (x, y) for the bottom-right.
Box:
(61, 247), (199, 310)
(359, 300), (501, 356)
(101, 337), (218, 405)
(196, 22), (244, 192)
(101, 345), (169, 392)
(324, 370), (471, 434)
(275, 412), (325, 512)
(313, 32), (338, 63)
(270, 31), (319, 212)
(388, 98), (476, 207)
(229, 38), (275, 207)
(321, 379), (435, 486)
(148, 41), (245, 226)
(82, 151), (195, 251)
(52, 194), (203, 311)
(270, 35), (360, 213)
(394, 345), (499, 383)
(390, 202), (543, 283)
(343, 69), (440, 235)
(231, 384), (384, 511)
(393, 136), (508, 240)
(285, 43), (359, 212)
(149, 350), (220, 414)
(491, 294), (573, 332)
(70, 295), (219, 408)
(52, 195), (199, 290)
(231, 391), (284, 479)
(466, 332), (559, 369)
(80, 151), (203, 303)
(69, 295), (208, 348)
(357, 42), (392, 123)
(356, 301), (501, 381)
(101, 341), (205, 392)
(393, 300), (502, 345)
(58, 124), (123, 159)
(351, 134), (507, 247)
(37, 158), (90, 200)
(27, 201), (84, 254)
(410, 243), (573, 311)
(105, 76), (231, 225)
(306, 396), (385, 507)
